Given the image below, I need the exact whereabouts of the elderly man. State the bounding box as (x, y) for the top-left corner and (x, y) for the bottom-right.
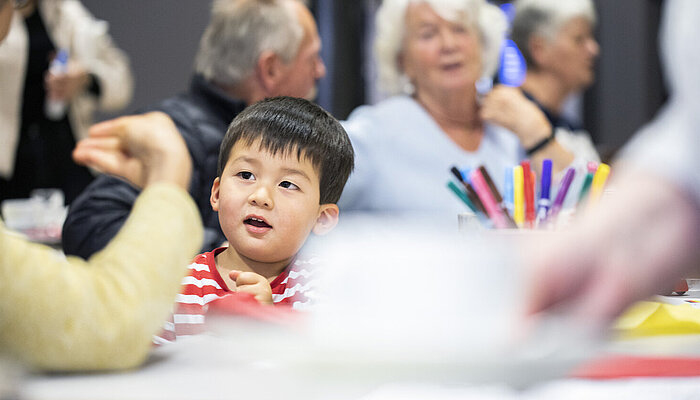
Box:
(62, 0), (326, 258)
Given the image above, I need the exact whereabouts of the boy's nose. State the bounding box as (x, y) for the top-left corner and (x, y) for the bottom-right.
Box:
(248, 185), (273, 209)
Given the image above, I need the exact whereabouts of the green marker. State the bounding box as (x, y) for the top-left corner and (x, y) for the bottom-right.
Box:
(447, 181), (477, 213)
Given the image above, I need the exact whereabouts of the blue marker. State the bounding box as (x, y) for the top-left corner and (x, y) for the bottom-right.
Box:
(499, 3), (516, 25)
(504, 167), (514, 218)
(459, 167), (472, 184)
(498, 39), (527, 87)
(536, 159), (552, 226)
(497, 3), (526, 88)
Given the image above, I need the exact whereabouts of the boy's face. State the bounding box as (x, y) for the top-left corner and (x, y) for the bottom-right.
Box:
(211, 140), (338, 264)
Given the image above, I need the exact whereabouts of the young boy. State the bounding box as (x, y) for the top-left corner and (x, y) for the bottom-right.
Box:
(157, 97), (354, 342)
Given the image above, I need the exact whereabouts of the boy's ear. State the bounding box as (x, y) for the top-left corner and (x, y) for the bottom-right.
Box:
(312, 204), (339, 236)
(256, 50), (283, 94)
(210, 177), (221, 212)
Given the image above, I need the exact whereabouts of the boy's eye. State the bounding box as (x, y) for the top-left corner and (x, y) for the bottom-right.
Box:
(279, 180), (299, 190)
(236, 171), (255, 180)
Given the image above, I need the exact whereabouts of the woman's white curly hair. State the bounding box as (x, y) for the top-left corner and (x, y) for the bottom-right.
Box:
(374, 0), (507, 96)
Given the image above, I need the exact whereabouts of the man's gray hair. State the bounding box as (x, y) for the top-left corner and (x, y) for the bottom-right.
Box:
(511, 0), (596, 69)
(194, 0), (306, 86)
(374, 0), (507, 96)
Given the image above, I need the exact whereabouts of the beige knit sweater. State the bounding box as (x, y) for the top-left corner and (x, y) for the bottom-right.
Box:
(0, 183), (202, 371)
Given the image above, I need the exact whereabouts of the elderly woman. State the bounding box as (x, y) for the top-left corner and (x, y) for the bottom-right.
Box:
(338, 0), (599, 215)
(511, 0), (599, 131)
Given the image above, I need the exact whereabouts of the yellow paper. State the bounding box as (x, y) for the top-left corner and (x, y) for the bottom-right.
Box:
(614, 301), (700, 339)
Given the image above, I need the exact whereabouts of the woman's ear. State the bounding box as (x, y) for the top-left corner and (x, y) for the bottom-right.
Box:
(210, 177), (221, 212)
(528, 35), (549, 69)
(312, 204), (339, 236)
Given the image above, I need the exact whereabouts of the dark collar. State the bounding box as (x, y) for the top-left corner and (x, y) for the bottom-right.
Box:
(189, 74), (248, 123)
(521, 89), (582, 131)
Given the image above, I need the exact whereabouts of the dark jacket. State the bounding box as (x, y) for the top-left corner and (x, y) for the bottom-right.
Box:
(62, 75), (247, 259)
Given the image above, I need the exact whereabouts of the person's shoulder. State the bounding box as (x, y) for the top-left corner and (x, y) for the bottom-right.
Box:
(346, 96), (419, 122)
(148, 89), (222, 150)
(343, 96), (421, 141)
(153, 92), (201, 122)
(50, 0), (98, 23)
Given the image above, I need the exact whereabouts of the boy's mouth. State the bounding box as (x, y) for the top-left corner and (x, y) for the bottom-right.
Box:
(244, 217), (272, 229)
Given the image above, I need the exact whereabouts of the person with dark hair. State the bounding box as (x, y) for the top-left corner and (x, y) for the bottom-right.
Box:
(511, 0), (599, 131)
(0, 0), (203, 371)
(62, 0), (326, 259)
(526, 0), (700, 327)
(156, 97), (354, 343)
(0, 0), (133, 204)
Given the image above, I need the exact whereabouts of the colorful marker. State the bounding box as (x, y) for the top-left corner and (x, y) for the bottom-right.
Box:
(536, 159), (552, 226)
(504, 167), (514, 218)
(549, 167), (576, 222)
(478, 166), (517, 228)
(447, 181), (477, 213)
(450, 166), (487, 215)
(513, 166), (524, 228)
(521, 160), (535, 228)
(589, 163), (611, 204)
(470, 169), (509, 229)
(578, 161), (598, 205)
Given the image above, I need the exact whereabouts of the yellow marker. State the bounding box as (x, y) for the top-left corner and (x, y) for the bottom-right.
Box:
(513, 166), (524, 228)
(589, 163), (610, 204)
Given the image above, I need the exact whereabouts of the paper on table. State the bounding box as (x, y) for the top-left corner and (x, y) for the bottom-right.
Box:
(614, 301), (700, 338)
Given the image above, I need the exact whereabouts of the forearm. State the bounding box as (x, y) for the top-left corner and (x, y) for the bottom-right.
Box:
(529, 128), (600, 176)
(529, 140), (575, 176)
(0, 184), (203, 371)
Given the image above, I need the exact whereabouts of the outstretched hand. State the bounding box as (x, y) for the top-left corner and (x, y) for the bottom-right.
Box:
(524, 170), (700, 328)
(73, 112), (192, 190)
(229, 270), (274, 305)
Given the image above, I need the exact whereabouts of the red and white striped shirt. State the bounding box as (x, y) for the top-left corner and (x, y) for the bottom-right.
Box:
(155, 247), (317, 344)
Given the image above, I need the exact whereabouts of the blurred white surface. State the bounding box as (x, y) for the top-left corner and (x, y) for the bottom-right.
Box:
(18, 218), (700, 399)
(1, 189), (66, 244)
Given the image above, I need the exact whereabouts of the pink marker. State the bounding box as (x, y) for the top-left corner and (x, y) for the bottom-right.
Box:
(470, 169), (508, 229)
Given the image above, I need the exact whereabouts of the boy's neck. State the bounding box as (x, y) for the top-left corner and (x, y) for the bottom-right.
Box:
(215, 247), (292, 284)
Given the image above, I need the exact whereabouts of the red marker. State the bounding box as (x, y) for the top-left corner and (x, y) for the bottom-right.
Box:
(521, 160), (536, 228)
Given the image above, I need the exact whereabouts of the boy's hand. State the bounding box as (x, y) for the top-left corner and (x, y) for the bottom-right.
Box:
(229, 271), (273, 305)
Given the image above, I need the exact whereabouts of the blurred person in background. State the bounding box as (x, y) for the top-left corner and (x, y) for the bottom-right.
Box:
(338, 0), (599, 216)
(526, 0), (700, 328)
(511, 0), (599, 131)
(1, 0), (203, 371)
(0, 0), (133, 204)
(62, 0), (326, 259)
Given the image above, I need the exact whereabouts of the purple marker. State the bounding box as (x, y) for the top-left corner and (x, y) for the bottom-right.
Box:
(548, 167), (576, 222)
(536, 159), (553, 225)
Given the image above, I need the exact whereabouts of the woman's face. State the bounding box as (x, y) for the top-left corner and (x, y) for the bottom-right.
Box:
(539, 16), (599, 92)
(400, 2), (482, 96)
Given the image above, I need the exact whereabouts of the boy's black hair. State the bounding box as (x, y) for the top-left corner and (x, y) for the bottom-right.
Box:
(217, 96), (354, 204)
